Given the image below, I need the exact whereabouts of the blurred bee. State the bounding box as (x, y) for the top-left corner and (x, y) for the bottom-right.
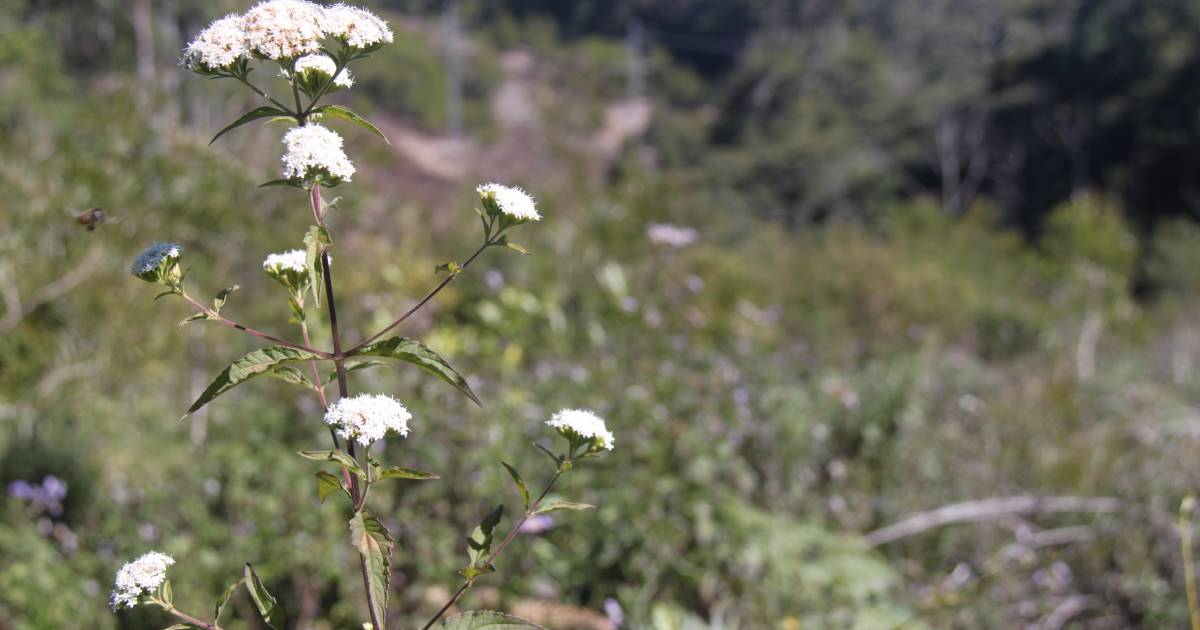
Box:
(75, 207), (105, 231)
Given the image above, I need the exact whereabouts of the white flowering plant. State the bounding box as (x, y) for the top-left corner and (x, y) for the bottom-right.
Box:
(115, 3), (612, 629)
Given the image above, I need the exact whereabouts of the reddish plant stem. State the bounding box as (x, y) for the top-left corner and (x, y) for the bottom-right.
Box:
(167, 606), (220, 630)
(312, 184), (383, 630)
(180, 293), (327, 356)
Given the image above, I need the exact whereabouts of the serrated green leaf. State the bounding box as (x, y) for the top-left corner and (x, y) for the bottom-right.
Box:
(501, 462), (529, 512)
(213, 285), (239, 313)
(433, 611), (548, 629)
(162, 625), (193, 630)
(243, 564), (277, 628)
(375, 465), (441, 481)
(263, 116), (297, 126)
(160, 579), (173, 605)
(186, 346), (322, 414)
(214, 577), (244, 623)
(533, 499), (594, 515)
(264, 365), (315, 390)
(315, 470), (347, 502)
(298, 449), (364, 476)
(461, 505), (504, 579)
(178, 312), (212, 327)
(210, 106), (292, 144)
(313, 104), (390, 144)
(352, 336), (481, 406)
(349, 510), (393, 627)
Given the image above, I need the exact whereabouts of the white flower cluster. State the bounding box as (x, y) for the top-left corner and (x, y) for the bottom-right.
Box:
(477, 183), (541, 222)
(547, 408), (615, 451)
(282, 124), (356, 183)
(182, 13), (248, 71)
(293, 54), (354, 89)
(182, 1), (393, 70)
(130, 242), (182, 276)
(263, 249), (308, 273)
(646, 223), (698, 248)
(110, 551), (174, 610)
(242, 0), (327, 60)
(325, 394), (412, 446)
(322, 3), (395, 49)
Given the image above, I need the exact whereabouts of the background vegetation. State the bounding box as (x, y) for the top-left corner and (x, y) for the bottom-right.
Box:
(3, 0), (1200, 627)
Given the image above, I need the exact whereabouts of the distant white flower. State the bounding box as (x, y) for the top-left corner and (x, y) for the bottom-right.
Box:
(322, 4), (394, 49)
(282, 124), (355, 183)
(242, 0), (325, 60)
(182, 13), (248, 71)
(110, 551), (174, 610)
(130, 242), (182, 277)
(263, 249), (307, 273)
(477, 183), (540, 222)
(547, 408), (614, 451)
(325, 393), (411, 446)
(293, 53), (354, 88)
(646, 223), (698, 248)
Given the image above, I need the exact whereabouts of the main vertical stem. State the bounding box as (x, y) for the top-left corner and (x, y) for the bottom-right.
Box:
(312, 184), (384, 630)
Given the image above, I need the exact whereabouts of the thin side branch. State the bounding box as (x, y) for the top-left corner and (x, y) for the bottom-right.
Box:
(351, 240), (493, 352)
(181, 293), (329, 357)
(865, 495), (1122, 547)
(421, 469), (564, 629)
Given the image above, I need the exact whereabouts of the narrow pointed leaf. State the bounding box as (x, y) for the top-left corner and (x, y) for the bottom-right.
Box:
(210, 106), (292, 144)
(461, 505), (504, 578)
(352, 336), (481, 406)
(433, 611), (548, 629)
(375, 465), (441, 481)
(533, 443), (561, 467)
(243, 563), (277, 628)
(213, 285), (239, 312)
(259, 179), (301, 188)
(534, 499), (594, 515)
(303, 225), (331, 306)
(501, 462), (529, 511)
(179, 312), (212, 327)
(187, 346), (322, 414)
(313, 104), (390, 144)
(324, 360), (389, 386)
(298, 449), (363, 476)
(349, 510), (394, 627)
(214, 577), (244, 622)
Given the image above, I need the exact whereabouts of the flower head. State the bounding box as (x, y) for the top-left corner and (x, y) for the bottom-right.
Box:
(293, 53), (354, 91)
(324, 393), (411, 446)
(477, 183), (540, 223)
(110, 551), (174, 610)
(282, 124), (355, 185)
(547, 408), (614, 452)
(182, 13), (249, 72)
(130, 242), (183, 284)
(242, 0), (326, 60)
(322, 4), (394, 50)
(262, 248), (311, 292)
